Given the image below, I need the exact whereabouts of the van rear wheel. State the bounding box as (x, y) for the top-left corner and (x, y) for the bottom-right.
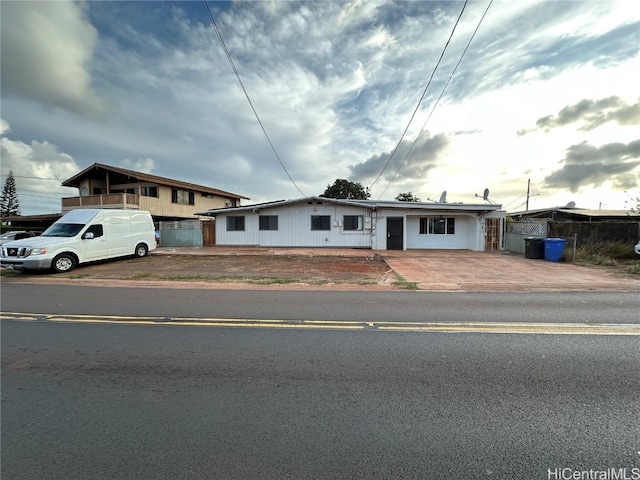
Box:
(52, 254), (76, 273)
(134, 243), (148, 258)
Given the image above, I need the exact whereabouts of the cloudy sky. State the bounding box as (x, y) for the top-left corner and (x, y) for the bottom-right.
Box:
(1, 0), (638, 215)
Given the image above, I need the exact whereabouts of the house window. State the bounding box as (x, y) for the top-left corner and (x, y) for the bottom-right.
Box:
(172, 189), (195, 205)
(259, 215), (278, 231)
(419, 217), (455, 235)
(343, 215), (363, 231)
(227, 216), (245, 231)
(141, 186), (158, 197)
(311, 215), (331, 231)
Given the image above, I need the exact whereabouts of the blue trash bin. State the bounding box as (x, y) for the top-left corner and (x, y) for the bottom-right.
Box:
(543, 238), (566, 262)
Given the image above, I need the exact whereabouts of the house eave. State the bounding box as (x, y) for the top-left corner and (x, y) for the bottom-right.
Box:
(196, 196), (504, 216)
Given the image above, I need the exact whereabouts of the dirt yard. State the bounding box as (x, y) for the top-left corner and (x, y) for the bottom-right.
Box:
(7, 252), (393, 286)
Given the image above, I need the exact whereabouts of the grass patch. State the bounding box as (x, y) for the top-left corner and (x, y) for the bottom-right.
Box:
(575, 242), (636, 260)
(573, 241), (636, 267)
(145, 274), (301, 285)
(0, 269), (22, 277)
(391, 273), (419, 290)
(68, 273), (91, 279)
(625, 263), (640, 276)
(571, 241), (640, 276)
(573, 253), (619, 267)
(127, 273), (154, 280)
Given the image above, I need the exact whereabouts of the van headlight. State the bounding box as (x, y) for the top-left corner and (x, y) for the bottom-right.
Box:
(29, 247), (47, 256)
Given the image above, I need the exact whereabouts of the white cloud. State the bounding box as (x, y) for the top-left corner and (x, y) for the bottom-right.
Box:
(1, 1), (638, 213)
(1, 120), (79, 213)
(0, 0), (109, 120)
(120, 158), (158, 174)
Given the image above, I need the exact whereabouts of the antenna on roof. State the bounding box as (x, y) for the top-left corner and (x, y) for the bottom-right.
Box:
(438, 191), (447, 203)
(475, 187), (495, 204)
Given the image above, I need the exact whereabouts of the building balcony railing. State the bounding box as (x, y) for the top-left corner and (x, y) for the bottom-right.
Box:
(62, 193), (140, 211)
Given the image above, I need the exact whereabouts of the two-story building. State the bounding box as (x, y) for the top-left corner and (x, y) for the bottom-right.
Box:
(61, 163), (248, 218)
(60, 163), (249, 246)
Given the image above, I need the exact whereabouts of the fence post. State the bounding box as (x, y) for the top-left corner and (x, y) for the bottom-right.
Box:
(572, 233), (577, 262)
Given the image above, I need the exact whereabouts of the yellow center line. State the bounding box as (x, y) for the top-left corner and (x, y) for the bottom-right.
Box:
(1, 312), (639, 335)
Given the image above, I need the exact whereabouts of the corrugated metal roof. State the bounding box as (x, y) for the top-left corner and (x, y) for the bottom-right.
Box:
(509, 207), (639, 218)
(196, 196), (503, 216)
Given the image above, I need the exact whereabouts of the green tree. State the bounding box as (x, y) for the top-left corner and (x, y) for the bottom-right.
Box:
(395, 192), (420, 202)
(320, 179), (370, 200)
(1, 170), (21, 216)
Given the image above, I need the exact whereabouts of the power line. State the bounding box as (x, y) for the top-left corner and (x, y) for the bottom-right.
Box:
(201, 0), (306, 197)
(20, 192), (65, 200)
(2, 174), (64, 181)
(368, 0), (469, 192)
(377, 0), (493, 200)
(503, 192), (527, 209)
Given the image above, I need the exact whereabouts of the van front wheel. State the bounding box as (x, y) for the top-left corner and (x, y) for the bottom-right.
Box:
(135, 243), (148, 258)
(52, 254), (76, 273)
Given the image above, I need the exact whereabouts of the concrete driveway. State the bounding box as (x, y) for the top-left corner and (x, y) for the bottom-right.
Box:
(381, 249), (640, 291)
(154, 247), (640, 292)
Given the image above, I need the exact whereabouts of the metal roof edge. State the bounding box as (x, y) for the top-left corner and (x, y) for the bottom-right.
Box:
(196, 197), (503, 216)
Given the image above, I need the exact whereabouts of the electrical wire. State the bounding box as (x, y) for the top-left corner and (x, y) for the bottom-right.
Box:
(503, 192), (527, 209)
(2, 174), (63, 181)
(368, 0), (468, 192)
(201, 0), (306, 197)
(377, 0), (493, 200)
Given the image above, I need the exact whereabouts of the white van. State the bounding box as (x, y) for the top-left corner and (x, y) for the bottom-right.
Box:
(0, 209), (156, 273)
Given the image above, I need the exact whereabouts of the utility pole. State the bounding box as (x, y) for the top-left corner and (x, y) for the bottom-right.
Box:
(526, 179), (531, 211)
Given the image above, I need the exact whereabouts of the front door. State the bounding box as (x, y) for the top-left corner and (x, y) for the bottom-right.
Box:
(386, 217), (404, 250)
(484, 218), (500, 251)
(202, 222), (215, 246)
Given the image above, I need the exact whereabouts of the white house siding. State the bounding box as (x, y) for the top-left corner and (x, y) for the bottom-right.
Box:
(216, 203), (373, 248)
(405, 214), (475, 249)
(371, 209), (496, 251)
(211, 199), (505, 251)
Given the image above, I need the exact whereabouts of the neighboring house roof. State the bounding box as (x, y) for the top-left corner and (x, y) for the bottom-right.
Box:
(62, 163), (250, 201)
(196, 196), (503, 216)
(509, 207), (639, 221)
(0, 213), (63, 229)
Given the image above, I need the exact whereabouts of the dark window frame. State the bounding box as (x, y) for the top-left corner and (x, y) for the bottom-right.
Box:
(227, 216), (245, 231)
(171, 189), (195, 205)
(311, 215), (331, 231)
(141, 186), (158, 198)
(259, 215), (278, 231)
(419, 217), (455, 235)
(343, 215), (363, 231)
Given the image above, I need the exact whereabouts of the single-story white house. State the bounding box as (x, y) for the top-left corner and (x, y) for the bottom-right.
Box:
(196, 197), (506, 251)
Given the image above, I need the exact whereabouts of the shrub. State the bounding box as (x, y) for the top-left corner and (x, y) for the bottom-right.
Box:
(574, 241), (636, 261)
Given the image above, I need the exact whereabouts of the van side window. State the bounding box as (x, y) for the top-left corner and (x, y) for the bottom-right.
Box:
(85, 224), (104, 238)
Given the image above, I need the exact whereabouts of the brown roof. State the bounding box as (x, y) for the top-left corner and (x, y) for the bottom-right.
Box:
(61, 163), (250, 200)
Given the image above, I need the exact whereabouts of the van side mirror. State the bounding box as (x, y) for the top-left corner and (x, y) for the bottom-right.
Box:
(83, 232), (95, 240)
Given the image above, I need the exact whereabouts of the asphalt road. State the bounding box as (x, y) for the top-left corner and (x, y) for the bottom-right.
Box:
(2, 319), (639, 480)
(1, 283), (640, 324)
(2, 284), (639, 479)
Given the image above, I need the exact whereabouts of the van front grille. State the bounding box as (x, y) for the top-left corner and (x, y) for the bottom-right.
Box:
(2, 247), (32, 258)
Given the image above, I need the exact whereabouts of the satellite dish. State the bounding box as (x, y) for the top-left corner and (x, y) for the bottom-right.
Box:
(483, 188), (490, 201)
(565, 201), (576, 208)
(438, 191), (447, 203)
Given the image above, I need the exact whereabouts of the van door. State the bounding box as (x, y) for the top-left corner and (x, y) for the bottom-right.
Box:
(105, 212), (133, 257)
(79, 224), (108, 261)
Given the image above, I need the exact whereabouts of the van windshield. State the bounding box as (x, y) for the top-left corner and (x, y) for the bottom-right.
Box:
(41, 223), (85, 237)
